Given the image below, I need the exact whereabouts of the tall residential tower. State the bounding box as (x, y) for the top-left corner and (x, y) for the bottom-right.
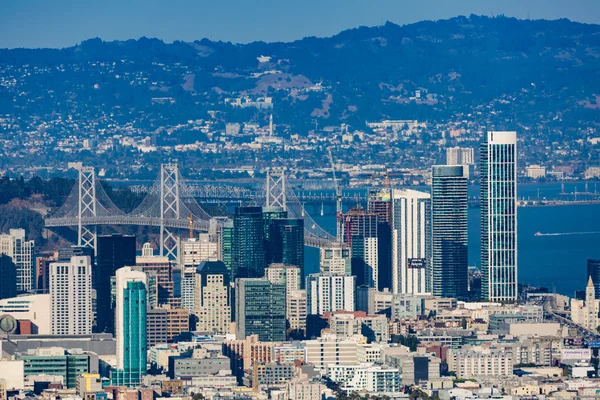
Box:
(480, 131), (518, 302)
(431, 165), (468, 299)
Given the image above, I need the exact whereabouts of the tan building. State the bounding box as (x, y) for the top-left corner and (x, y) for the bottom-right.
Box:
(447, 346), (513, 379)
(287, 289), (307, 334)
(166, 306), (189, 341)
(195, 260), (232, 334)
(265, 263), (301, 293)
(571, 277), (600, 331)
(222, 334), (281, 378)
(304, 335), (359, 371)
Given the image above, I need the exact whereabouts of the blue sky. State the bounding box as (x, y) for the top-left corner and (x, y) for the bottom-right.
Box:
(1, 0), (599, 48)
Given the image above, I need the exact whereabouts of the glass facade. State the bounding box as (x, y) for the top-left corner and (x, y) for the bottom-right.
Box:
(431, 165), (468, 299)
(96, 234), (136, 334)
(480, 131), (518, 302)
(235, 279), (286, 342)
(267, 218), (304, 278)
(233, 207), (266, 278)
(114, 280), (147, 387)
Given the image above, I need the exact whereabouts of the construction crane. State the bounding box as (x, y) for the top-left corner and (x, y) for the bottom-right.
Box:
(328, 149), (342, 242)
(187, 213), (194, 239)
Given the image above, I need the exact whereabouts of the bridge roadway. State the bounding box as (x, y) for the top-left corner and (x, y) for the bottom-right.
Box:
(45, 216), (336, 248)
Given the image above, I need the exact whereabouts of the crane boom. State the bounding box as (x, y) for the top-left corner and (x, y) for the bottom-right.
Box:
(328, 149), (342, 242)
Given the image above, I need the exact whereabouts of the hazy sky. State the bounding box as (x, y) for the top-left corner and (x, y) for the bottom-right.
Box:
(2, 0), (600, 48)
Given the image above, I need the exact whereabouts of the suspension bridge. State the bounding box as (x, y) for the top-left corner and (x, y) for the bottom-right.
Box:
(44, 165), (338, 259)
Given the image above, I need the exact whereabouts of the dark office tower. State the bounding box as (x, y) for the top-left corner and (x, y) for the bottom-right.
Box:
(233, 207), (266, 279)
(339, 208), (379, 287)
(235, 278), (286, 342)
(262, 206), (288, 243)
(220, 220), (234, 278)
(267, 218), (304, 275)
(432, 165), (469, 299)
(96, 234), (136, 334)
(368, 190), (392, 292)
(481, 131), (518, 302)
(0, 254), (17, 300)
(587, 260), (600, 300)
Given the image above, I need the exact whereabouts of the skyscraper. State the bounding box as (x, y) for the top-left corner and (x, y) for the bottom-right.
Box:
(233, 207), (266, 278)
(113, 267), (147, 387)
(195, 260), (232, 334)
(480, 131), (518, 302)
(267, 218), (304, 278)
(368, 190), (392, 292)
(220, 219), (234, 278)
(340, 208), (378, 287)
(431, 165), (469, 299)
(235, 278), (286, 342)
(587, 259), (600, 300)
(390, 189), (431, 295)
(96, 234), (136, 333)
(0, 229), (34, 292)
(50, 256), (93, 335)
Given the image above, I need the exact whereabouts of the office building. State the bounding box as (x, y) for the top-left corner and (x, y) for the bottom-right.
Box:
(233, 207), (266, 278)
(304, 335), (359, 370)
(446, 147), (475, 166)
(447, 347), (513, 379)
(390, 189), (431, 295)
(368, 190), (393, 292)
(135, 254), (175, 305)
(306, 273), (355, 315)
(287, 289), (307, 334)
(113, 267), (147, 387)
(340, 208), (378, 287)
(50, 256), (93, 335)
(96, 234), (136, 334)
(480, 131), (518, 302)
(267, 218), (304, 277)
(181, 266), (196, 312)
(319, 244), (352, 276)
(235, 278), (286, 341)
(195, 260), (232, 334)
(431, 165), (468, 299)
(0, 229), (34, 292)
(146, 308), (168, 347)
(587, 259), (600, 300)
(265, 263), (301, 293)
(220, 219), (234, 278)
(0, 254), (17, 300)
(35, 254), (54, 293)
(19, 347), (96, 389)
(180, 234), (218, 266)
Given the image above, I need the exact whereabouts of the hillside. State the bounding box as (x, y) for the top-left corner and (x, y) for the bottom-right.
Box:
(0, 15), (599, 176)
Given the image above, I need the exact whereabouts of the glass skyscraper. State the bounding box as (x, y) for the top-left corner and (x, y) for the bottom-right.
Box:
(431, 165), (468, 299)
(267, 218), (304, 278)
(233, 207), (266, 278)
(235, 278), (286, 342)
(113, 267), (147, 387)
(480, 131), (518, 302)
(96, 234), (136, 334)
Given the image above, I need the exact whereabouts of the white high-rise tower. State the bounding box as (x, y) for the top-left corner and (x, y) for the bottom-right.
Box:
(480, 131), (518, 302)
(50, 256), (92, 335)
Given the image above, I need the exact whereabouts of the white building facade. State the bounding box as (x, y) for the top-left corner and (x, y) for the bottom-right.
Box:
(390, 189), (431, 295)
(50, 256), (92, 335)
(0, 229), (34, 292)
(306, 273), (355, 315)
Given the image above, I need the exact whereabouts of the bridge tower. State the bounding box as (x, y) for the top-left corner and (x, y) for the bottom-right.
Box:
(160, 164), (180, 259)
(266, 169), (286, 210)
(77, 166), (97, 252)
